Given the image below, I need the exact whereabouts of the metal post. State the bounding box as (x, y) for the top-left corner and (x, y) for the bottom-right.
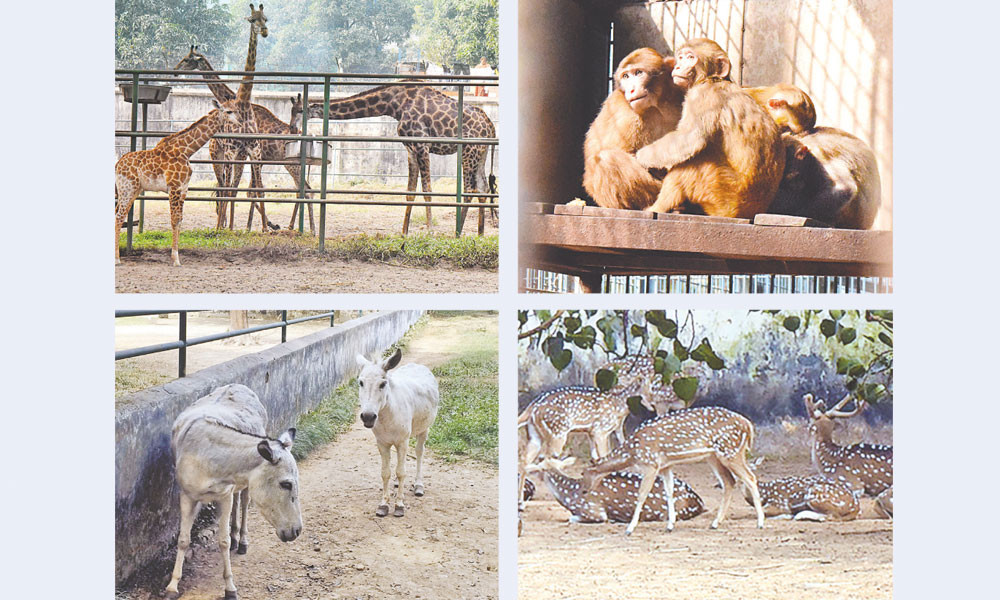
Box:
(330, 311), (336, 327)
(126, 73), (139, 255)
(139, 102), (148, 233)
(178, 311), (187, 379)
(298, 83), (310, 234)
(281, 310), (288, 343)
(319, 77), (331, 252)
(454, 83), (465, 237)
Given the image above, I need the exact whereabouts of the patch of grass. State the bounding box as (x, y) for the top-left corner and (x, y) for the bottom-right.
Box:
(115, 361), (171, 404)
(122, 228), (305, 251)
(427, 351), (499, 465)
(326, 233), (498, 269)
(291, 380), (359, 461)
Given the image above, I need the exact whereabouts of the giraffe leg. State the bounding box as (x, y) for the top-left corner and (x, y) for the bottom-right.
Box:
(417, 147), (433, 229)
(211, 145), (230, 229)
(250, 163), (270, 231)
(403, 146), (419, 235)
(227, 157), (247, 231)
(115, 180), (140, 266)
(168, 186), (186, 267)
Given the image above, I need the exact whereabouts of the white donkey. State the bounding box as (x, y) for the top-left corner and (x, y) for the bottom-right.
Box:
(166, 384), (303, 600)
(357, 348), (440, 517)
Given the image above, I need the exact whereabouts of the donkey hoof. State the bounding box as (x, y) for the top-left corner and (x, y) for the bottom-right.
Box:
(413, 484), (425, 497)
(237, 542), (248, 555)
(224, 590), (238, 599)
(375, 504), (390, 517)
(164, 590), (180, 600)
(393, 506), (405, 517)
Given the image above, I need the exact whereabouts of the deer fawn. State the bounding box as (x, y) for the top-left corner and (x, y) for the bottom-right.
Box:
(603, 355), (687, 415)
(746, 475), (860, 521)
(527, 457), (705, 524)
(804, 393), (892, 513)
(581, 407), (765, 534)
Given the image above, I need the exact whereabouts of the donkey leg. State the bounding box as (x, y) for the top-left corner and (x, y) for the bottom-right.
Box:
(229, 491), (240, 552)
(237, 488), (250, 554)
(393, 441), (407, 516)
(216, 493), (238, 598)
(413, 431), (428, 496)
(376, 442), (392, 517)
(165, 494), (198, 597)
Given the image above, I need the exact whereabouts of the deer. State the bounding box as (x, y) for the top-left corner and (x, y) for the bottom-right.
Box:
(605, 355), (692, 416)
(581, 406), (765, 534)
(526, 457), (705, 524)
(744, 474), (860, 521)
(803, 393), (892, 516)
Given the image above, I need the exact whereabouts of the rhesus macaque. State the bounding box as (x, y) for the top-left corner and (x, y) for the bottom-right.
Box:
(769, 127), (881, 230)
(581, 48), (685, 209)
(745, 84), (817, 134)
(636, 38), (784, 218)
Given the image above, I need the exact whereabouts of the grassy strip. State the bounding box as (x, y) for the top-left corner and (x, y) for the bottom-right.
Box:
(115, 361), (171, 404)
(291, 380), (359, 461)
(427, 350), (499, 465)
(120, 229), (497, 269)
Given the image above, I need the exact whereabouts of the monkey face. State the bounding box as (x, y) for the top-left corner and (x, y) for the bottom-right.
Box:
(671, 47), (699, 88)
(619, 66), (658, 111)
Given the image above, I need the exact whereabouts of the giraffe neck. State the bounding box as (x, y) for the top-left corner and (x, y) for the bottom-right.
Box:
(327, 86), (403, 120)
(191, 57), (236, 103)
(160, 112), (226, 158)
(237, 26), (259, 104)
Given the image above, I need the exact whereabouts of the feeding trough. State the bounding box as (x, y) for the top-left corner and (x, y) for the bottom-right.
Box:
(284, 140), (331, 166)
(119, 84), (172, 104)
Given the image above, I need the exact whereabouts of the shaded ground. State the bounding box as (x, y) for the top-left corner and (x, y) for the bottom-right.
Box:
(518, 451), (892, 600)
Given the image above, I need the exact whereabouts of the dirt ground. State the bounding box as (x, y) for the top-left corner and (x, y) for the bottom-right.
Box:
(120, 315), (499, 600)
(115, 197), (497, 294)
(518, 453), (892, 600)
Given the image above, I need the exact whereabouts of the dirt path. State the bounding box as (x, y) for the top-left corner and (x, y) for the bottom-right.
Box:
(518, 455), (892, 600)
(115, 249), (496, 294)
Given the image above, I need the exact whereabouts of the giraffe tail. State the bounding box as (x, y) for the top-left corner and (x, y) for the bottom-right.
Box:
(487, 144), (497, 194)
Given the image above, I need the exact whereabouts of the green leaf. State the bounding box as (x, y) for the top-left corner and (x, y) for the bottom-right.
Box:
(879, 332), (893, 347)
(859, 383), (888, 403)
(656, 319), (678, 339)
(542, 335), (564, 358)
(782, 316), (801, 332)
(566, 325), (596, 349)
(838, 327), (857, 344)
(626, 395), (646, 415)
(691, 338), (725, 370)
(672, 377), (699, 402)
(820, 319), (837, 338)
(517, 311), (527, 327)
(830, 310), (845, 321)
(595, 368), (618, 392)
(655, 349), (669, 360)
(630, 323), (647, 339)
(537, 310), (551, 322)
(848, 364), (867, 378)
(845, 378), (858, 391)
(673, 339), (688, 361)
(550, 349), (572, 371)
(836, 357), (853, 375)
(563, 316), (581, 333)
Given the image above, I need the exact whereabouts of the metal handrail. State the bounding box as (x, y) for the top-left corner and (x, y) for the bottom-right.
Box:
(115, 310), (336, 378)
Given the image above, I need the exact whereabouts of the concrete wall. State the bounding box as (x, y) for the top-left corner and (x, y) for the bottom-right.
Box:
(115, 87), (500, 186)
(115, 310), (422, 586)
(615, 0), (893, 230)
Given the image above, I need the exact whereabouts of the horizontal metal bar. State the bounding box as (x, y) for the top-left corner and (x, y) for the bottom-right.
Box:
(132, 196), (498, 207)
(115, 310), (184, 318)
(116, 69), (497, 81)
(116, 340), (185, 361)
(144, 186), (497, 198)
(114, 131), (498, 145)
(118, 78), (499, 88)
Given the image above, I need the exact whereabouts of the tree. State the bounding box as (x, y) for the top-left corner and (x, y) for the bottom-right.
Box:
(115, 0), (238, 69)
(412, 0), (498, 67)
(518, 310), (726, 405)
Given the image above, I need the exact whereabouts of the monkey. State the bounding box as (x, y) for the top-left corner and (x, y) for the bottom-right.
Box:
(745, 84), (817, 134)
(635, 38), (784, 219)
(769, 127), (881, 229)
(580, 48), (686, 209)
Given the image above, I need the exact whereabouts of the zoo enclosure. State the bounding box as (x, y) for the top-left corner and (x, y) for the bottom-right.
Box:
(115, 310), (338, 378)
(115, 70), (499, 249)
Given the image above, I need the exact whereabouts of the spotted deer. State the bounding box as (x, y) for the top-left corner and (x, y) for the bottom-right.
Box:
(581, 407), (765, 534)
(603, 355), (688, 416)
(804, 393), (892, 511)
(527, 457), (705, 523)
(745, 475), (860, 521)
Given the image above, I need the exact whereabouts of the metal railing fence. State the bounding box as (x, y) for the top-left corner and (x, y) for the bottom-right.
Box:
(523, 270), (893, 294)
(115, 310), (337, 378)
(115, 69), (499, 253)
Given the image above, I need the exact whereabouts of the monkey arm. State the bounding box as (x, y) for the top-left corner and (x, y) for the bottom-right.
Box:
(634, 127), (709, 171)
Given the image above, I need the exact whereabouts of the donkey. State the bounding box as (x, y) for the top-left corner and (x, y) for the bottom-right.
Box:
(357, 348), (440, 517)
(166, 384), (302, 599)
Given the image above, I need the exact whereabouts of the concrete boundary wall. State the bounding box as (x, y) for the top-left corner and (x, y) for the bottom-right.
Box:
(115, 310), (422, 585)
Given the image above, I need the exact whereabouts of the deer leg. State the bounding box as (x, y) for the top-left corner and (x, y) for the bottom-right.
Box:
(519, 425), (542, 511)
(624, 464), (659, 536)
(590, 430), (611, 460)
(393, 441), (407, 516)
(165, 494), (197, 597)
(167, 187), (186, 267)
(216, 492), (238, 598)
(725, 456), (764, 529)
(664, 468), (677, 532)
(376, 442), (392, 517)
(413, 431), (427, 496)
(115, 182), (139, 266)
(402, 146), (418, 235)
(707, 456), (738, 529)
(237, 488), (250, 554)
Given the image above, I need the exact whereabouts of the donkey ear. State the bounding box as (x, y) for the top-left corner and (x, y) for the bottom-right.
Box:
(278, 428), (296, 449)
(257, 440), (277, 464)
(356, 354), (370, 367)
(383, 348), (402, 371)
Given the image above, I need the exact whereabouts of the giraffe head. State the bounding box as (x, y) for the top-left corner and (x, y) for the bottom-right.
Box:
(174, 46), (211, 72)
(212, 99), (243, 128)
(290, 95), (326, 124)
(248, 4), (268, 38)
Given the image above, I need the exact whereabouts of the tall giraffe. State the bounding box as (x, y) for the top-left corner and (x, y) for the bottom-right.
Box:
(305, 85), (497, 235)
(174, 47), (317, 233)
(115, 101), (242, 267)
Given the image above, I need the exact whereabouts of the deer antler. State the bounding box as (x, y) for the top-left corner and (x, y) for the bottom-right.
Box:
(825, 393), (865, 419)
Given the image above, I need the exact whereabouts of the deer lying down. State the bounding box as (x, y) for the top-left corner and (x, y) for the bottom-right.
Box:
(527, 457), (705, 524)
(745, 475), (860, 522)
(167, 384), (302, 600)
(357, 348), (440, 517)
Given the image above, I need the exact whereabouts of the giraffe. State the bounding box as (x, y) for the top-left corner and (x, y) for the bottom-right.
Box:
(115, 101), (242, 267)
(175, 47), (319, 233)
(304, 84), (497, 235)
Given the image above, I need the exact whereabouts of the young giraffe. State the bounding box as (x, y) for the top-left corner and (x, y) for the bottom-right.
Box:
(115, 101), (242, 266)
(287, 94), (325, 232)
(303, 85), (497, 235)
(175, 46), (318, 233)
